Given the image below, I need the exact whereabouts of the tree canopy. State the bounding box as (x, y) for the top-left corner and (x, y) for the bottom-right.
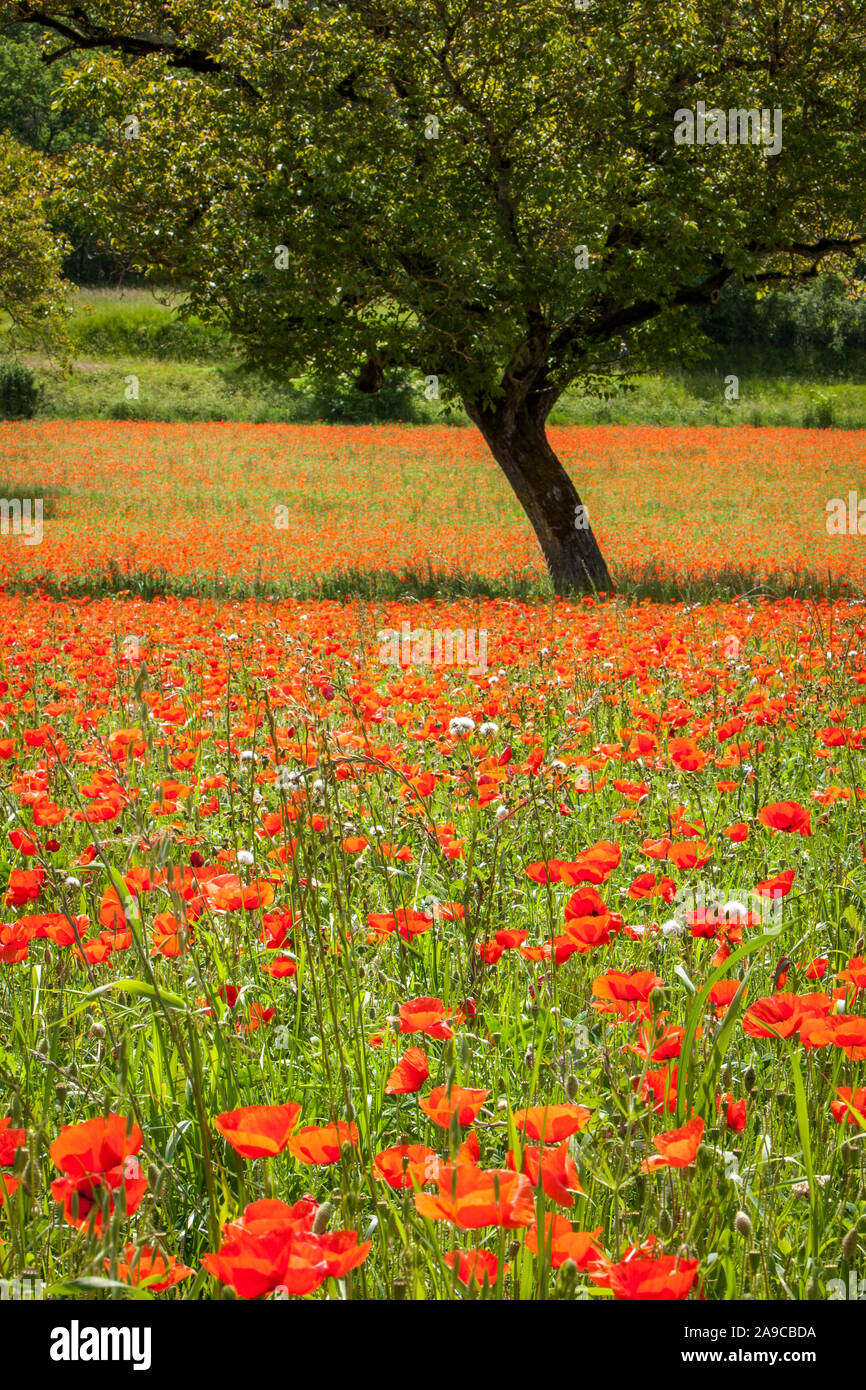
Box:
(0, 130), (68, 352)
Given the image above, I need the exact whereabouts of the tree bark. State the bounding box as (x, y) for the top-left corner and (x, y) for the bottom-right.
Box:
(467, 396), (613, 595)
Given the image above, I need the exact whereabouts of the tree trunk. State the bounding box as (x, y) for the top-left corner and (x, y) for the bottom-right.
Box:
(467, 396), (613, 595)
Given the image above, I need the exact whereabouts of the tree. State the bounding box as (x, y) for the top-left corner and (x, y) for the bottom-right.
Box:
(0, 28), (127, 282)
(0, 130), (68, 351)
(7, 0), (866, 591)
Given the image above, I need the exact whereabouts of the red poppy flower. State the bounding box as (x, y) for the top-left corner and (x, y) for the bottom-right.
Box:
(214, 1102), (302, 1158)
(397, 996), (456, 1039)
(594, 1252), (699, 1300)
(202, 1197), (371, 1297)
(758, 801), (812, 836)
(563, 884), (611, 923)
(668, 737), (708, 772)
(709, 980), (744, 1018)
(415, 1166), (535, 1229)
(385, 1047), (429, 1095)
(742, 993), (805, 1040)
(367, 908), (433, 941)
(629, 872), (677, 902)
(717, 1094), (747, 1132)
(5, 867), (45, 906)
(832, 1017), (866, 1060)
(637, 1065), (678, 1114)
(261, 954), (297, 978)
(642, 836), (672, 859)
(667, 839), (713, 870)
(373, 1144), (440, 1189)
(288, 1121), (359, 1165)
(755, 869), (796, 898)
(109, 1245), (195, 1292)
(507, 1141), (583, 1206)
(0, 1117), (25, 1166)
(444, 1249), (506, 1287)
(723, 822), (749, 842)
(49, 1114), (147, 1231)
(0, 1172), (19, 1205)
(9, 829), (38, 855)
(512, 1103), (591, 1143)
(642, 1115), (704, 1171)
(838, 957), (866, 991)
(830, 1087), (866, 1125)
(592, 970), (664, 1020)
(201, 873), (275, 912)
(526, 1214), (606, 1269)
(419, 1085), (489, 1128)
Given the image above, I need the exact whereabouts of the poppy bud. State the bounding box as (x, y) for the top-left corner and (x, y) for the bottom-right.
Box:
(721, 1063), (733, 1089)
(744, 1066), (757, 1092)
(506, 1241), (521, 1261)
(697, 1143), (713, 1171)
(735, 1211), (752, 1239)
(221, 1284), (237, 1300)
(806, 1278), (822, 1300)
(147, 1163), (162, 1192)
(842, 1227), (859, 1262)
(312, 1201), (335, 1234)
(558, 1259), (578, 1290)
(649, 986), (666, 1014)
(659, 1208), (673, 1237)
(340, 1140), (354, 1160)
(565, 1075), (579, 1101)
(54, 1082), (68, 1102)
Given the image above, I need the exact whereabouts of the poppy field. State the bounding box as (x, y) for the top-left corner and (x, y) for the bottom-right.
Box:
(1, 422), (865, 1303)
(2, 419), (866, 597)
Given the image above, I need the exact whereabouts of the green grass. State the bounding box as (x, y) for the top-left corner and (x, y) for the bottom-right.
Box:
(1, 591), (865, 1300)
(6, 559), (859, 605)
(15, 286), (866, 428)
(28, 355), (866, 430)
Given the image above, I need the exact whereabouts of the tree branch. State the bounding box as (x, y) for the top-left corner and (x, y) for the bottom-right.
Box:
(12, 5), (261, 96)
